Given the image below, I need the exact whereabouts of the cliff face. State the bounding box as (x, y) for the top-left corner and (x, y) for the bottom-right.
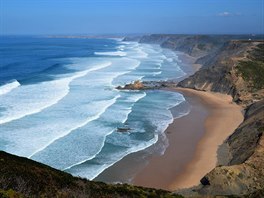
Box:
(194, 100), (264, 196)
(224, 100), (264, 166)
(0, 151), (181, 198)
(139, 34), (228, 58)
(137, 34), (262, 58)
(178, 42), (264, 107)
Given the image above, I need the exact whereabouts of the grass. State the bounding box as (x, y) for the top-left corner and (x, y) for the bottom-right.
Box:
(236, 44), (264, 90)
(0, 151), (183, 198)
(0, 189), (24, 198)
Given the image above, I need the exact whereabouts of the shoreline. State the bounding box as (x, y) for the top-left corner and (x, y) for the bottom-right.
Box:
(133, 88), (244, 190)
(95, 50), (244, 191)
(176, 51), (202, 73)
(95, 87), (243, 191)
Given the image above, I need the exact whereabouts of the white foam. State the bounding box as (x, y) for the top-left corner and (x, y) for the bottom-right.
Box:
(29, 95), (120, 158)
(122, 92), (146, 103)
(108, 37), (124, 42)
(117, 92), (146, 124)
(152, 71), (162, 76)
(62, 129), (117, 171)
(133, 48), (148, 58)
(0, 40), (190, 179)
(68, 133), (159, 180)
(117, 45), (125, 51)
(0, 80), (20, 95)
(95, 51), (127, 56)
(67, 92), (187, 179)
(0, 62), (112, 125)
(109, 58), (141, 86)
(120, 41), (132, 45)
(55, 92), (146, 170)
(31, 91), (143, 169)
(167, 58), (173, 62)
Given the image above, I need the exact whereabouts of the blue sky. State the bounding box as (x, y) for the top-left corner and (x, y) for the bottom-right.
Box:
(0, 0), (263, 35)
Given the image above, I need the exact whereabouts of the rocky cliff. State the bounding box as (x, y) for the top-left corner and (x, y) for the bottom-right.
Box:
(138, 34), (227, 58)
(136, 34), (262, 58)
(173, 39), (264, 197)
(178, 41), (264, 107)
(193, 100), (264, 196)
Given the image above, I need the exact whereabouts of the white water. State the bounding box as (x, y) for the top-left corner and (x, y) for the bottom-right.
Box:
(0, 40), (188, 181)
(0, 80), (20, 95)
(0, 62), (112, 125)
(94, 51), (127, 56)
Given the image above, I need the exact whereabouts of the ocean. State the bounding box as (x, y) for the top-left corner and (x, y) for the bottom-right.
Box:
(0, 36), (189, 180)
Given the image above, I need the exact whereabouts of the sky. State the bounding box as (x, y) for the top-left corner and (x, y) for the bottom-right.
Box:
(0, 0), (263, 35)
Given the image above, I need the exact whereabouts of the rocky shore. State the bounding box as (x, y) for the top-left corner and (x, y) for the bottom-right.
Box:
(116, 80), (177, 90)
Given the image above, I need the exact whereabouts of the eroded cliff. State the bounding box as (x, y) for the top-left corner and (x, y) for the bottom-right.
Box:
(194, 100), (264, 196)
(178, 41), (264, 107)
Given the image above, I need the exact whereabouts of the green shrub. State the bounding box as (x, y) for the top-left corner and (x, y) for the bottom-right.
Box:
(237, 44), (264, 90)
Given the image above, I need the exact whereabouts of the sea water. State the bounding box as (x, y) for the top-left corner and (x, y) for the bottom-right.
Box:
(0, 36), (188, 180)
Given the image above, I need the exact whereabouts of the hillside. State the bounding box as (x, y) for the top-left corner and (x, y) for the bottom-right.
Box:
(0, 151), (181, 198)
(178, 41), (264, 107)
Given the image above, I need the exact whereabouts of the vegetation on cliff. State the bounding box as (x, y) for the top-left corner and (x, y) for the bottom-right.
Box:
(237, 44), (264, 90)
(177, 40), (264, 106)
(0, 151), (181, 198)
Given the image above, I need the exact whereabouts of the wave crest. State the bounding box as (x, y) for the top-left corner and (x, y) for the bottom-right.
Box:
(0, 80), (21, 95)
(94, 51), (127, 56)
(0, 62), (112, 125)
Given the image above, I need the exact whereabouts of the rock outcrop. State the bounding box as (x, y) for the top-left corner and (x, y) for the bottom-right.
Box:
(116, 80), (176, 90)
(116, 80), (146, 90)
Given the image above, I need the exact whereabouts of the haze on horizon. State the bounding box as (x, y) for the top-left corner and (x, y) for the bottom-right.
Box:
(0, 0), (263, 35)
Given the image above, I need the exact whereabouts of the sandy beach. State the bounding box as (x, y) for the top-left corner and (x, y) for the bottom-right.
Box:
(133, 88), (244, 190)
(95, 87), (243, 191)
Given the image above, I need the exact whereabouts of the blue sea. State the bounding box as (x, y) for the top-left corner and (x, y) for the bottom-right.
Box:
(0, 36), (189, 180)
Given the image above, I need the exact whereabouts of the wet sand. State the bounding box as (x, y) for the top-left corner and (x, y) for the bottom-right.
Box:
(133, 88), (243, 190)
